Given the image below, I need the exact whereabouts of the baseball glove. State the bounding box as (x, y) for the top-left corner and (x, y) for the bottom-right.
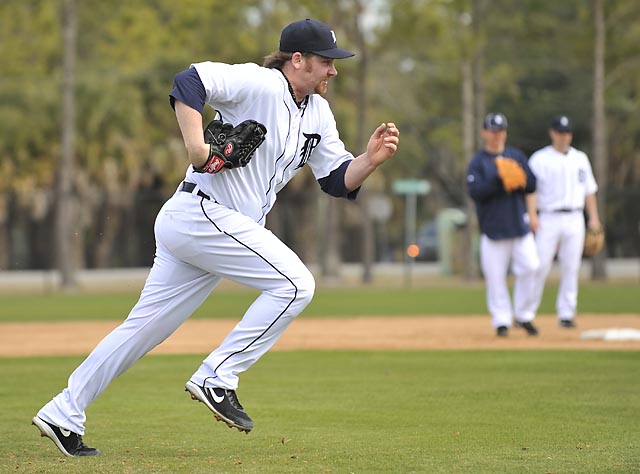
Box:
(583, 227), (605, 257)
(194, 119), (267, 174)
(495, 157), (527, 192)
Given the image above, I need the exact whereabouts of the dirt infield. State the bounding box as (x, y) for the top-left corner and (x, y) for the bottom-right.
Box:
(1, 314), (639, 356)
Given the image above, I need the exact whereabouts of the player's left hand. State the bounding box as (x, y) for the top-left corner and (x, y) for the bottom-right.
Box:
(529, 213), (539, 234)
(587, 217), (602, 232)
(366, 122), (399, 167)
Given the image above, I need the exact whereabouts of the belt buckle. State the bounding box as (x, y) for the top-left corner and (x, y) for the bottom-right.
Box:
(180, 181), (210, 200)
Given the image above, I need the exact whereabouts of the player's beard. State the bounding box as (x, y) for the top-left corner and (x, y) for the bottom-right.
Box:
(315, 79), (329, 95)
(305, 60), (330, 95)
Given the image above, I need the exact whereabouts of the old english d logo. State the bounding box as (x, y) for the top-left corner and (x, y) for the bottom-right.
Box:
(578, 169), (586, 182)
(297, 133), (321, 169)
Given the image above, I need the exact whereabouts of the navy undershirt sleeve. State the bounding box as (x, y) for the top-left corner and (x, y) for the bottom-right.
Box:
(317, 160), (360, 200)
(169, 67), (206, 114)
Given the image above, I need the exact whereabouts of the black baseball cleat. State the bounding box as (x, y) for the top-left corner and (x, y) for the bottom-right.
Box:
(559, 319), (577, 328)
(32, 416), (100, 457)
(515, 321), (539, 336)
(185, 381), (254, 433)
(496, 326), (509, 337)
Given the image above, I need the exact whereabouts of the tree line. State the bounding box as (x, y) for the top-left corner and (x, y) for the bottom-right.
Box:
(0, 0), (638, 285)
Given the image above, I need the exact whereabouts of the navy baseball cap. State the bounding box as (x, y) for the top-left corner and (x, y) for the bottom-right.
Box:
(483, 113), (508, 131)
(550, 115), (573, 132)
(280, 19), (355, 59)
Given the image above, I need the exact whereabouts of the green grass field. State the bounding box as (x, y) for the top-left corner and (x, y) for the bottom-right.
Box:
(0, 281), (638, 322)
(1, 281), (638, 473)
(2, 351), (639, 473)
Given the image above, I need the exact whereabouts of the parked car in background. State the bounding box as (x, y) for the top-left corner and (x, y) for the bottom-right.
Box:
(416, 221), (438, 261)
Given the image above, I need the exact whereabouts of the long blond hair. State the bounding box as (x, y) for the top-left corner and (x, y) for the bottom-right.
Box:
(263, 51), (293, 69)
(263, 51), (313, 69)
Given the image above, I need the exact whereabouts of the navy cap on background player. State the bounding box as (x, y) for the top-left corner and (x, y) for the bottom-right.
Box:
(280, 19), (355, 59)
(550, 115), (573, 133)
(483, 113), (508, 131)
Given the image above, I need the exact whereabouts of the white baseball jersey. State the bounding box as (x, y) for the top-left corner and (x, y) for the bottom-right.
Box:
(37, 61), (356, 435)
(521, 145), (598, 322)
(189, 61), (354, 224)
(528, 145), (598, 212)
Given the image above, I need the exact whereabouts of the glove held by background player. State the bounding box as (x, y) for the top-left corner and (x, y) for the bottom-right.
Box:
(195, 119), (267, 174)
(583, 227), (605, 257)
(495, 157), (526, 192)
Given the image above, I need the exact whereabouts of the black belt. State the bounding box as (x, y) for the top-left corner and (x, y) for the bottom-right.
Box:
(552, 208), (582, 213)
(180, 181), (210, 200)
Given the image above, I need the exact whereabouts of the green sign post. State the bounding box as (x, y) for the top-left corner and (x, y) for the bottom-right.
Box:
(392, 179), (431, 286)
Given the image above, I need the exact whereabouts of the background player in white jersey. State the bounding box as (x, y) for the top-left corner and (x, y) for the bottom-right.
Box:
(32, 18), (400, 457)
(524, 115), (601, 328)
(467, 113), (539, 337)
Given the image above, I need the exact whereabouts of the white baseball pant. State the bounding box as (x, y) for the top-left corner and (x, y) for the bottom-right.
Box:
(37, 186), (315, 435)
(525, 211), (585, 321)
(480, 233), (540, 328)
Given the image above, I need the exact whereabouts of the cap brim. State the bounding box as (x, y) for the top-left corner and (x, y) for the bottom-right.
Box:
(311, 48), (355, 59)
(552, 127), (572, 132)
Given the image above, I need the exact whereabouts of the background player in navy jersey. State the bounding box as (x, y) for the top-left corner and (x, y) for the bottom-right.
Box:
(466, 113), (539, 337)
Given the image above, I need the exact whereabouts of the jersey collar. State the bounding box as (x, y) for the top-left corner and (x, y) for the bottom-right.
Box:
(277, 69), (309, 109)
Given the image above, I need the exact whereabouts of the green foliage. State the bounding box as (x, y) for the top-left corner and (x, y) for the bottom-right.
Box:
(0, 0), (61, 76)
(1, 0), (639, 268)
(2, 351), (639, 472)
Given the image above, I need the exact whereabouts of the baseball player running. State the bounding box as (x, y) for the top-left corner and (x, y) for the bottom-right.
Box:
(32, 18), (399, 457)
(466, 113), (539, 337)
(523, 115), (601, 328)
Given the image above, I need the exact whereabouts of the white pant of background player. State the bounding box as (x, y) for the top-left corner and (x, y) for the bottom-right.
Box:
(480, 233), (539, 328)
(37, 186), (315, 435)
(522, 210), (585, 322)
